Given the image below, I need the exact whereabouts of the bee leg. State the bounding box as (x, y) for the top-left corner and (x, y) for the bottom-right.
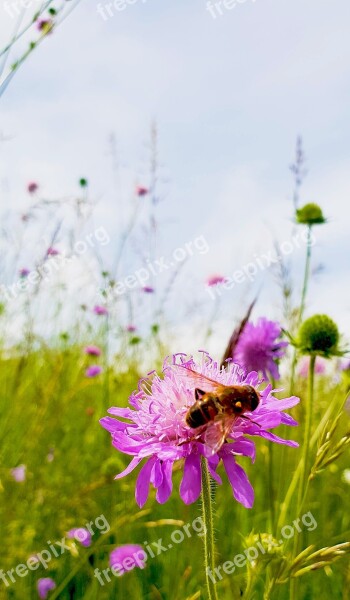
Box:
(240, 415), (261, 428)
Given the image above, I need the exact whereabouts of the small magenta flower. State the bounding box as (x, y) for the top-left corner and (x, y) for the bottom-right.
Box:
(19, 268), (30, 278)
(37, 578), (56, 599)
(86, 365), (102, 378)
(93, 305), (108, 316)
(126, 325), (137, 332)
(142, 286), (154, 293)
(206, 274), (226, 286)
(136, 185), (148, 197)
(67, 528), (92, 547)
(11, 464), (26, 482)
(27, 182), (38, 194)
(47, 247), (59, 257)
(100, 353), (299, 509)
(298, 356), (326, 378)
(37, 19), (54, 35)
(84, 345), (102, 356)
(232, 318), (288, 380)
(110, 544), (146, 575)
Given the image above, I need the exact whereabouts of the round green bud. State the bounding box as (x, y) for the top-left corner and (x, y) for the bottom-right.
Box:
(296, 203), (326, 225)
(79, 178), (88, 188)
(299, 314), (339, 356)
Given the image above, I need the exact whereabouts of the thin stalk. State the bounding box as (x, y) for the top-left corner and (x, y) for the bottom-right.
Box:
(201, 458), (219, 600)
(268, 375), (276, 533)
(289, 225), (313, 395)
(290, 354), (316, 600)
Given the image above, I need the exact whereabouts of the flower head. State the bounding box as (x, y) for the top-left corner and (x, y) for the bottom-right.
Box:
(232, 318), (288, 380)
(136, 185), (148, 197)
(27, 182), (38, 194)
(37, 578), (56, 599)
(46, 247), (59, 257)
(11, 464), (26, 482)
(100, 353), (299, 509)
(126, 325), (137, 333)
(298, 356), (326, 378)
(19, 268), (30, 278)
(84, 345), (102, 356)
(296, 203), (326, 225)
(67, 528), (92, 547)
(85, 365), (102, 378)
(298, 314), (339, 357)
(93, 305), (108, 316)
(37, 19), (54, 35)
(142, 286), (154, 294)
(110, 544), (146, 575)
(206, 274), (227, 287)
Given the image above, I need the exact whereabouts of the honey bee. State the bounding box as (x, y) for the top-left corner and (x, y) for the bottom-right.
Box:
(173, 365), (260, 454)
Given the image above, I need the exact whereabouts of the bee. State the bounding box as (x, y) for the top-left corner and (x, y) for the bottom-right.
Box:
(173, 365), (260, 454)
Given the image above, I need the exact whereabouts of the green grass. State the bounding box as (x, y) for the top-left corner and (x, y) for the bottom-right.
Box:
(1, 346), (349, 599)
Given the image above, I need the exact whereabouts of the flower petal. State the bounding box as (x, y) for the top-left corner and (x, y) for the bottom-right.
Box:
(222, 454), (254, 508)
(135, 457), (156, 507)
(114, 457), (142, 479)
(156, 460), (174, 504)
(180, 454), (202, 504)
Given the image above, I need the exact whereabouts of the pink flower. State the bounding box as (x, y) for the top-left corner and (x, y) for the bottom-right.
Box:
(84, 345), (102, 356)
(11, 464), (26, 482)
(37, 19), (53, 34)
(136, 186), (148, 197)
(142, 286), (154, 293)
(298, 356), (327, 378)
(86, 365), (102, 378)
(100, 352), (299, 509)
(37, 578), (56, 599)
(206, 274), (227, 286)
(126, 325), (137, 332)
(47, 247), (59, 257)
(110, 544), (146, 575)
(232, 318), (288, 380)
(67, 528), (92, 547)
(19, 268), (30, 278)
(93, 305), (108, 316)
(27, 182), (38, 194)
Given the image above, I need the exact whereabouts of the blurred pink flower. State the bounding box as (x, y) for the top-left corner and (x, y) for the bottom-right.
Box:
(136, 185), (148, 197)
(85, 365), (102, 378)
(37, 19), (53, 34)
(206, 274), (226, 286)
(37, 578), (56, 599)
(84, 345), (102, 356)
(67, 528), (92, 547)
(93, 305), (108, 316)
(47, 247), (59, 257)
(298, 356), (327, 378)
(126, 325), (137, 332)
(27, 182), (38, 194)
(110, 544), (146, 575)
(142, 286), (154, 293)
(11, 464), (26, 482)
(19, 268), (30, 278)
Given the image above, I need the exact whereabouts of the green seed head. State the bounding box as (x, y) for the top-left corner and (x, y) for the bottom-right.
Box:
(299, 314), (339, 357)
(296, 203), (326, 225)
(79, 178), (88, 188)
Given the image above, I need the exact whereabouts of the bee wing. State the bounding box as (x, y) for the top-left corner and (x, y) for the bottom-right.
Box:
(169, 365), (224, 393)
(204, 416), (236, 455)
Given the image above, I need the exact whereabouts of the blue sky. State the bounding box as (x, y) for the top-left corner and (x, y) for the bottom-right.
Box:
(0, 0), (349, 351)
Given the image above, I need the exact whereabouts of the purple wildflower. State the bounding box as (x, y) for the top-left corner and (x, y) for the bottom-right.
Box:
(37, 578), (56, 599)
(298, 356), (327, 378)
(100, 352), (299, 509)
(19, 268), (30, 278)
(84, 345), (102, 356)
(142, 286), (154, 293)
(67, 528), (92, 547)
(46, 247), (59, 257)
(11, 464), (26, 482)
(232, 318), (288, 380)
(27, 182), (38, 194)
(93, 305), (108, 316)
(86, 365), (102, 378)
(206, 274), (226, 286)
(110, 544), (146, 575)
(136, 185), (149, 197)
(126, 325), (137, 332)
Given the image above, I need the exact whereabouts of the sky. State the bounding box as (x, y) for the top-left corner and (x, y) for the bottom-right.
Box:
(0, 0), (349, 354)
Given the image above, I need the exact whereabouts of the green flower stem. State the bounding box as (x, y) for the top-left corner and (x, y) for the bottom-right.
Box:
(289, 224), (313, 395)
(290, 354), (316, 600)
(201, 458), (219, 600)
(268, 376), (276, 533)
